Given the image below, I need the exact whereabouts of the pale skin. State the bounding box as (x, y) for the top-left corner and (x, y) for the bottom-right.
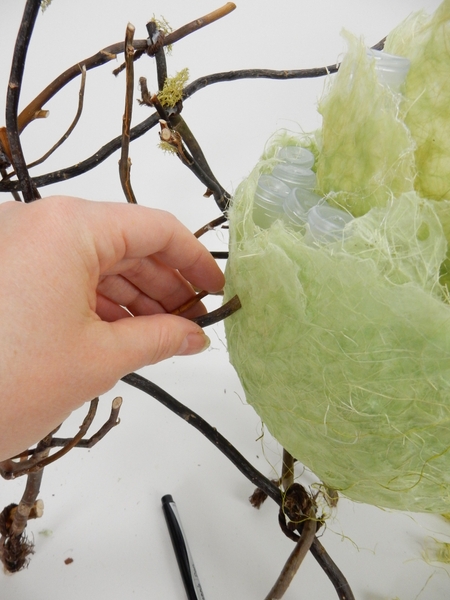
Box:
(0, 196), (225, 461)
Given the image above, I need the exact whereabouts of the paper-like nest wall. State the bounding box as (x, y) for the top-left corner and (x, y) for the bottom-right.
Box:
(224, 1), (450, 513)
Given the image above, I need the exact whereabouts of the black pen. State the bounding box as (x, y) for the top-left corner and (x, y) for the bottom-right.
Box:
(161, 494), (206, 600)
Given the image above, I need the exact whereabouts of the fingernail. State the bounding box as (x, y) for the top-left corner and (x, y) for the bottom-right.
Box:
(176, 332), (211, 356)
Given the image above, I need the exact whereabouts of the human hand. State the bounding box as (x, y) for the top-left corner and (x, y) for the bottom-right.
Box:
(0, 196), (225, 460)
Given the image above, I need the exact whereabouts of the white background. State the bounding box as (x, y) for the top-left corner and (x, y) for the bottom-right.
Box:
(1, 1), (449, 599)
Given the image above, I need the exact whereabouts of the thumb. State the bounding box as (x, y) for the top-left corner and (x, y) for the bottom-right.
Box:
(88, 314), (210, 383)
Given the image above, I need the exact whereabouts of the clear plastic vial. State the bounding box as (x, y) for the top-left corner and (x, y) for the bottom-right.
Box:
(277, 146), (315, 169)
(366, 48), (411, 92)
(307, 204), (354, 243)
(283, 187), (323, 231)
(253, 174), (291, 229)
(271, 162), (317, 190)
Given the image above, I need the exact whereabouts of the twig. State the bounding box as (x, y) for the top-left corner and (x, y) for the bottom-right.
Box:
(115, 4), (236, 76)
(26, 65), (87, 171)
(159, 120), (230, 212)
(5, 0), (41, 202)
(14, 44), (139, 135)
(210, 251), (228, 259)
(9, 397), (123, 457)
(265, 511), (316, 600)
(182, 37), (386, 100)
(171, 290), (209, 316)
(0, 399), (99, 479)
(0, 36), (387, 196)
(146, 11), (231, 212)
(281, 449), (295, 492)
(194, 215), (228, 238)
(0, 432), (51, 572)
(10, 3), (236, 138)
(0, 112), (161, 192)
(164, 3), (236, 46)
(150, 17), (231, 212)
(121, 371), (281, 503)
(57, 396), (122, 449)
(119, 23), (137, 204)
(121, 372), (354, 599)
(170, 114), (231, 211)
(190, 294), (240, 327)
(310, 538), (355, 600)
(0, 168), (21, 201)
(146, 21), (167, 91)
(0, 55), (340, 193)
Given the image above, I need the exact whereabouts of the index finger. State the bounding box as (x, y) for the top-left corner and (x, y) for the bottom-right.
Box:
(81, 199), (225, 293)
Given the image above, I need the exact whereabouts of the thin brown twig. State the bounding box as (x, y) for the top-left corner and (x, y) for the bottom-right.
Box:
(171, 290), (209, 316)
(164, 3), (236, 46)
(5, 0), (41, 202)
(147, 20), (167, 91)
(8, 397), (122, 458)
(119, 23), (137, 204)
(0, 399), (99, 479)
(310, 538), (355, 600)
(151, 93), (170, 120)
(0, 36), (387, 196)
(121, 372), (354, 599)
(60, 396), (122, 449)
(170, 113), (231, 210)
(8, 3), (236, 140)
(194, 215), (228, 238)
(265, 511), (317, 600)
(0, 111), (162, 192)
(0, 168), (21, 201)
(26, 65), (87, 171)
(190, 294), (240, 327)
(0, 431), (52, 572)
(159, 119), (230, 212)
(281, 449), (295, 492)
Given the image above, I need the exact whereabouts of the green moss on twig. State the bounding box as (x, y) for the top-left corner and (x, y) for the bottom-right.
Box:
(158, 68), (189, 108)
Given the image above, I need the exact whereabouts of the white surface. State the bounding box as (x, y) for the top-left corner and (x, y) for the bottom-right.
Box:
(1, 1), (450, 599)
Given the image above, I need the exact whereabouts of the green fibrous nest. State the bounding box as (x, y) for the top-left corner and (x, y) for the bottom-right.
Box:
(385, 1), (450, 202)
(158, 68), (189, 108)
(224, 0), (450, 513)
(316, 32), (415, 216)
(40, 0), (53, 11)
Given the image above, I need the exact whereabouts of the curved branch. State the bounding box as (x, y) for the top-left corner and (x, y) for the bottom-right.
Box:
(0, 112), (161, 192)
(0, 36), (386, 195)
(122, 372), (354, 599)
(182, 37), (386, 100)
(5, 0), (41, 202)
(191, 294), (240, 327)
(13, 3), (236, 137)
(0, 399), (99, 479)
(265, 511), (316, 600)
(121, 372), (281, 504)
(26, 65), (87, 171)
(310, 538), (355, 600)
